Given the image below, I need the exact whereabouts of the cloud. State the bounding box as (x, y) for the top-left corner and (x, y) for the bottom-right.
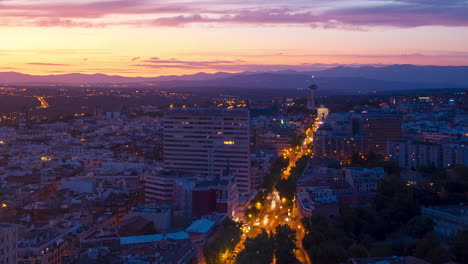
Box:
(26, 62), (71, 66)
(130, 57), (385, 72)
(142, 58), (239, 66)
(0, 0), (467, 28)
(129, 52), (468, 72)
(131, 57), (141, 61)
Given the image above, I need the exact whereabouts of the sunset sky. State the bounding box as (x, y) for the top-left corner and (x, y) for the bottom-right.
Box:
(1, 0), (468, 76)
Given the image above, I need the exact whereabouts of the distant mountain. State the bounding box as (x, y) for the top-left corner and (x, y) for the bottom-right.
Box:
(151, 73), (437, 94)
(316, 65), (468, 86)
(0, 71), (237, 85)
(0, 72), (148, 84)
(152, 72), (236, 82)
(1, 65), (467, 92)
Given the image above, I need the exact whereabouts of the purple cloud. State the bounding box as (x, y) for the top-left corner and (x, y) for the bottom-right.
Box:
(130, 57), (385, 72)
(130, 52), (468, 72)
(0, 0), (467, 28)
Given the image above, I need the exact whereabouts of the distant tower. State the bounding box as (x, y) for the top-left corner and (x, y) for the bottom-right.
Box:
(307, 76), (318, 111)
(18, 107), (31, 129)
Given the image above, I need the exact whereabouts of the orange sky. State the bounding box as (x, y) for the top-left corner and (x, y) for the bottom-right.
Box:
(1, 0), (468, 76)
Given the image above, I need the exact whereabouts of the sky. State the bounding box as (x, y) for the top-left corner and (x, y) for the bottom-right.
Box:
(1, 0), (468, 76)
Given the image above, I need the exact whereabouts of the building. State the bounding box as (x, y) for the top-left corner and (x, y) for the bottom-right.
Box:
(388, 140), (468, 168)
(296, 187), (338, 220)
(144, 168), (238, 221)
(442, 143), (468, 168)
(360, 113), (402, 155)
(250, 152), (275, 191)
(250, 119), (265, 147)
(317, 105), (330, 121)
(388, 140), (442, 169)
(18, 227), (71, 264)
(0, 223), (18, 264)
(124, 204), (172, 233)
(307, 83), (318, 111)
(421, 205), (468, 240)
(163, 108), (251, 194)
(313, 134), (363, 162)
(343, 167), (385, 193)
(144, 170), (197, 203)
(312, 112), (364, 162)
(174, 169), (239, 220)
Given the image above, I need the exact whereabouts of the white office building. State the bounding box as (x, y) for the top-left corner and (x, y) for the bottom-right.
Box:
(163, 108), (252, 194)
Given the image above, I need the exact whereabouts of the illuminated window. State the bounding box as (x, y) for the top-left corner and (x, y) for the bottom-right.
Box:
(217, 132), (223, 134)
(224, 141), (235, 145)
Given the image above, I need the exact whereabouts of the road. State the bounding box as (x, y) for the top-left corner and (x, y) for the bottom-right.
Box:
(228, 117), (321, 264)
(35, 96), (50, 109)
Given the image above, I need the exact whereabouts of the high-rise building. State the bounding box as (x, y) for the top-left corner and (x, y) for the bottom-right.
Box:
(250, 119), (265, 147)
(307, 84), (318, 111)
(18, 107), (30, 129)
(163, 108), (251, 194)
(360, 113), (402, 155)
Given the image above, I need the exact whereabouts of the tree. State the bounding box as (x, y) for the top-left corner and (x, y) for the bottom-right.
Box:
(312, 242), (348, 264)
(236, 230), (274, 264)
(412, 233), (450, 264)
(348, 244), (370, 258)
(403, 216), (434, 239)
(204, 219), (242, 264)
(274, 225), (299, 264)
(450, 230), (468, 264)
(276, 178), (296, 202)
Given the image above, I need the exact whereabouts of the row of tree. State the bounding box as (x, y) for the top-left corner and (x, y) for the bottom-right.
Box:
(245, 157), (290, 219)
(277, 155), (310, 203)
(204, 218), (243, 264)
(236, 225), (300, 264)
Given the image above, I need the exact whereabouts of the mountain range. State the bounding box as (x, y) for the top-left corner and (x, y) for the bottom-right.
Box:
(1, 65), (468, 92)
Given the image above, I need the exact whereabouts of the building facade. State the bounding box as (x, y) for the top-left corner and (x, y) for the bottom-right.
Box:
(163, 108), (251, 194)
(388, 140), (468, 168)
(422, 205), (468, 240)
(0, 224), (18, 264)
(360, 113), (402, 155)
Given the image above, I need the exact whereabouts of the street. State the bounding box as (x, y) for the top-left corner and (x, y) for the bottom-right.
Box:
(228, 118), (320, 264)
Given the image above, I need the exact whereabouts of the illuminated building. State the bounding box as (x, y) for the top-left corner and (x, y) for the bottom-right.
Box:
(163, 108), (251, 194)
(317, 104), (330, 121)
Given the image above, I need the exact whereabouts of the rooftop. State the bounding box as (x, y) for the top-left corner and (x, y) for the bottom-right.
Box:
(185, 219), (215, 234)
(165, 107), (249, 117)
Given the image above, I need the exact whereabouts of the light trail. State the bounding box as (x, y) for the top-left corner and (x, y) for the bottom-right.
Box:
(229, 118), (322, 264)
(35, 96), (50, 109)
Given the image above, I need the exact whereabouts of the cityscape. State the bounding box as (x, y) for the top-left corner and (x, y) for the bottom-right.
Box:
(0, 1), (467, 264)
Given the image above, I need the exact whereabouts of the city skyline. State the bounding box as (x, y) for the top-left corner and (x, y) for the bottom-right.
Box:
(1, 0), (468, 76)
